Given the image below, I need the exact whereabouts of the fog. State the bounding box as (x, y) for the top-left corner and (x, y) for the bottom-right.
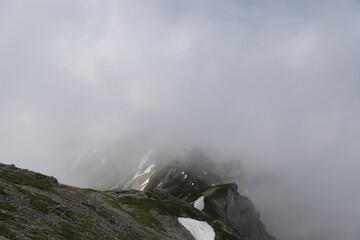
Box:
(1, 0), (360, 239)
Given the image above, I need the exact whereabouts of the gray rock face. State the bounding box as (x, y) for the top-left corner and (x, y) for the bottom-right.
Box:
(203, 184), (275, 240)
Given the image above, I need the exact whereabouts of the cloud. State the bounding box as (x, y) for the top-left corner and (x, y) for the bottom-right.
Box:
(0, 0), (360, 239)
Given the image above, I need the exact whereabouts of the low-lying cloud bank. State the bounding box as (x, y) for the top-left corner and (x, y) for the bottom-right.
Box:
(1, 1), (359, 239)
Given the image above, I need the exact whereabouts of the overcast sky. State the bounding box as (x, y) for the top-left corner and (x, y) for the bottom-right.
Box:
(1, 1), (360, 239)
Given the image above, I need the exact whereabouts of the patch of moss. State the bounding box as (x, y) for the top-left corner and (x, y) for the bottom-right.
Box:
(0, 171), (53, 192)
(14, 186), (56, 214)
(80, 188), (96, 195)
(0, 224), (16, 238)
(0, 212), (15, 220)
(0, 203), (16, 212)
(58, 221), (85, 240)
(0, 185), (8, 196)
(116, 195), (209, 233)
(8, 221), (23, 229)
(29, 235), (48, 240)
(28, 229), (48, 240)
(30, 200), (49, 214)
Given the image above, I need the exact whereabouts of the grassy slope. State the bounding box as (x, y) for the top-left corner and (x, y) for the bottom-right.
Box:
(0, 163), (244, 240)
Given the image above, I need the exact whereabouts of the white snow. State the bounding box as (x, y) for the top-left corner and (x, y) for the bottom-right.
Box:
(203, 171), (207, 175)
(140, 178), (150, 191)
(100, 158), (106, 165)
(133, 164), (155, 179)
(140, 178), (149, 187)
(181, 171), (185, 175)
(194, 196), (204, 211)
(184, 174), (187, 179)
(140, 184), (146, 191)
(132, 149), (154, 179)
(178, 217), (215, 240)
(192, 182), (194, 186)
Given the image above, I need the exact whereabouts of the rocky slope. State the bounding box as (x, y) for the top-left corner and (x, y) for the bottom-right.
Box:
(0, 149), (275, 240)
(0, 163), (243, 240)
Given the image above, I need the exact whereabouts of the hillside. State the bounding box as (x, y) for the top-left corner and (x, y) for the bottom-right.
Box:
(0, 153), (275, 240)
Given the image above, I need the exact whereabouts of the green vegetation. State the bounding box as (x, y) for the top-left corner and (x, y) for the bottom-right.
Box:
(0, 185), (8, 196)
(14, 185), (57, 214)
(58, 216), (107, 240)
(80, 188), (96, 195)
(0, 211), (14, 220)
(156, 168), (209, 200)
(30, 200), (49, 214)
(29, 234), (48, 240)
(109, 195), (209, 233)
(83, 202), (116, 224)
(118, 196), (204, 219)
(105, 194), (165, 231)
(0, 225), (17, 239)
(28, 229), (48, 240)
(0, 203), (16, 211)
(0, 171), (53, 192)
(59, 221), (79, 240)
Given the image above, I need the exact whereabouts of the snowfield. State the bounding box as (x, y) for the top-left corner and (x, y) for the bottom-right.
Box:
(194, 196), (205, 211)
(178, 217), (215, 240)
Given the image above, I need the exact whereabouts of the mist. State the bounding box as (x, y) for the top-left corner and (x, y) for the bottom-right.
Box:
(1, 0), (360, 239)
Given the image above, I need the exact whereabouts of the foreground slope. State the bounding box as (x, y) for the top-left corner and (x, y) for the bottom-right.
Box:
(0, 163), (244, 240)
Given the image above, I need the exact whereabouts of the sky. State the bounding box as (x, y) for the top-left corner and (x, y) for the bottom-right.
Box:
(0, 0), (360, 239)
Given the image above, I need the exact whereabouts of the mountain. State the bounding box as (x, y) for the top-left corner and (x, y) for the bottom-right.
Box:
(0, 150), (275, 240)
(112, 149), (276, 240)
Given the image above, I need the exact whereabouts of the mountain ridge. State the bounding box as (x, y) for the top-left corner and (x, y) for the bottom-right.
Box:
(0, 152), (275, 240)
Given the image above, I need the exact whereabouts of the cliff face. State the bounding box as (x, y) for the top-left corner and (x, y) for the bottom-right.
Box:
(202, 184), (275, 240)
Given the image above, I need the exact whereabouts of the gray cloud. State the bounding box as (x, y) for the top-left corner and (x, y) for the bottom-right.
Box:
(1, 0), (360, 239)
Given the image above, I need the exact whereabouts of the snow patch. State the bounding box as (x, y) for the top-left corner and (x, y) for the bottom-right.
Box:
(140, 178), (149, 187)
(178, 217), (215, 240)
(140, 178), (150, 191)
(132, 149), (154, 179)
(194, 196), (204, 211)
(181, 171), (185, 175)
(133, 164), (155, 179)
(100, 158), (106, 165)
(184, 174), (187, 179)
(191, 182), (194, 186)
